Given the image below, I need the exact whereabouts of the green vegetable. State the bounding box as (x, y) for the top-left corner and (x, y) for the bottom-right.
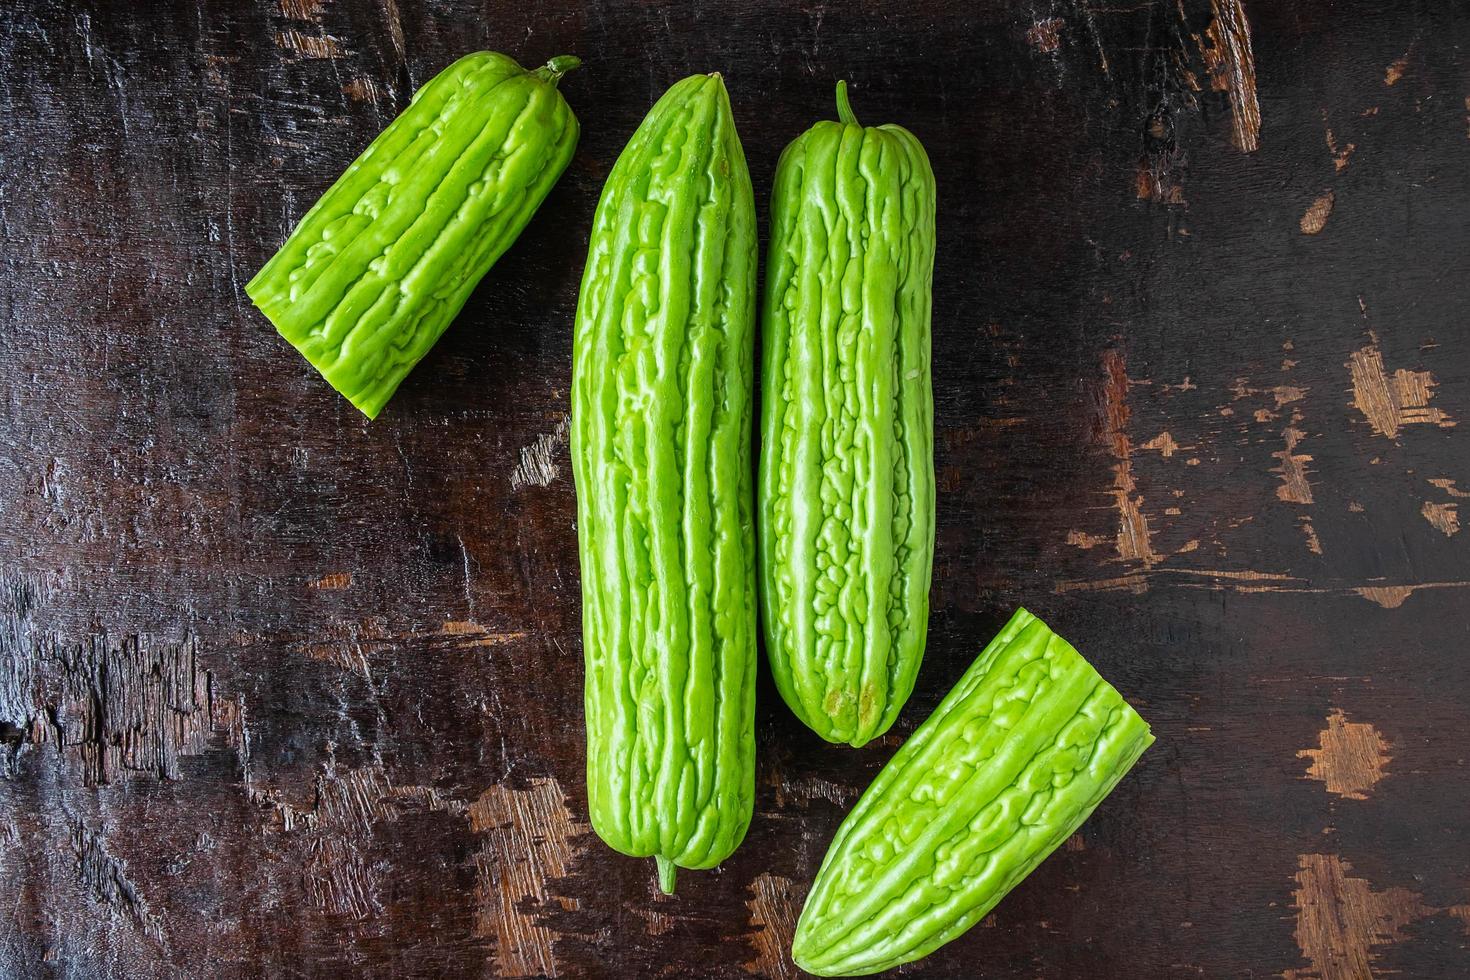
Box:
(793, 608), (1154, 976)
(247, 51), (581, 418)
(571, 73), (758, 894)
(758, 81), (937, 747)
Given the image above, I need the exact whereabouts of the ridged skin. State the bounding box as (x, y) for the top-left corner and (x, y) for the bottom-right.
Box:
(247, 52), (580, 418)
(571, 74), (758, 890)
(758, 88), (936, 747)
(793, 608), (1154, 976)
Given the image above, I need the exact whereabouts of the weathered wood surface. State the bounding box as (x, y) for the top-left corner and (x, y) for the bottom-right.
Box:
(1, 1), (1467, 977)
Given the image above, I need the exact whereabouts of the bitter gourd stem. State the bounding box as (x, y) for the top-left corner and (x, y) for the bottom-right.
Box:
(656, 856), (677, 895)
(835, 79), (859, 126)
(534, 55), (582, 85)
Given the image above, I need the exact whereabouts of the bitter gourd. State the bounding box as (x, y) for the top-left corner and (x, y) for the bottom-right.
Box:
(758, 81), (936, 748)
(247, 51), (581, 418)
(571, 73), (758, 894)
(792, 608), (1153, 976)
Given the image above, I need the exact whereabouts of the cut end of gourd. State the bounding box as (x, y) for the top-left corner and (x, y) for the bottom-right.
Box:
(536, 55), (582, 85)
(835, 79), (859, 127)
(655, 855), (677, 894)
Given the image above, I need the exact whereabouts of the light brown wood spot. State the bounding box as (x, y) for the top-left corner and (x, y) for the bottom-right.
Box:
(1421, 501), (1460, 537)
(1355, 585), (1414, 608)
(746, 872), (801, 979)
(1300, 519), (1323, 554)
(1384, 54), (1408, 86)
(1299, 710), (1389, 800)
(1429, 478), (1470, 498)
(1322, 112), (1355, 170)
(1285, 854), (1427, 980)
(1274, 426), (1315, 504)
(1139, 431), (1179, 457)
(1300, 191), (1335, 234)
(1066, 530), (1109, 550)
(1348, 340), (1455, 439)
(468, 778), (585, 978)
(309, 572), (352, 590)
(1099, 350), (1162, 566)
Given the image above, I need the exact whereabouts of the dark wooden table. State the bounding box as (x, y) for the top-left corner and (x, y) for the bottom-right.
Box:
(2, 1), (1467, 977)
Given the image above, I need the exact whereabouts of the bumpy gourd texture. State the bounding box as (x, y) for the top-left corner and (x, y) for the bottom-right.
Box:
(571, 74), (758, 889)
(247, 52), (580, 418)
(758, 95), (936, 748)
(793, 608), (1154, 976)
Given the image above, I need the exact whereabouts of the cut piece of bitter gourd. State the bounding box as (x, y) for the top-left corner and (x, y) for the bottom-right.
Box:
(247, 52), (581, 418)
(792, 607), (1154, 976)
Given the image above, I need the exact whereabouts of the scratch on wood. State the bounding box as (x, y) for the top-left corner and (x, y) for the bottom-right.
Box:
(5, 625), (233, 785)
(1197, 0), (1261, 152)
(511, 415), (571, 491)
(1348, 339), (1455, 439)
(1025, 17), (1064, 54)
(343, 77), (385, 104)
(301, 641), (372, 678)
(440, 621), (529, 648)
(1420, 501), (1460, 537)
(1284, 854), (1427, 980)
(279, 0), (325, 19)
(746, 872), (800, 979)
(468, 778), (585, 978)
(1298, 710), (1390, 800)
(1097, 350), (1162, 566)
(1300, 191), (1335, 235)
(275, 29), (346, 60)
(73, 821), (165, 942)
(1055, 572), (1150, 594)
(255, 764), (460, 917)
(309, 572), (353, 590)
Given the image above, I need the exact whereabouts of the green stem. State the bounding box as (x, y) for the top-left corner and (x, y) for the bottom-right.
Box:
(655, 855), (677, 894)
(534, 55), (582, 86)
(835, 79), (859, 126)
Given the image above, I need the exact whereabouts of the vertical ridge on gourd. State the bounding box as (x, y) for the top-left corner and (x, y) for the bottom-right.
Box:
(572, 73), (758, 893)
(246, 51), (581, 418)
(758, 81), (936, 747)
(791, 608), (1154, 976)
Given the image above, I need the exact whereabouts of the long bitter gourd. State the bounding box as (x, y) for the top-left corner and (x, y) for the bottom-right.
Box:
(247, 52), (581, 418)
(793, 608), (1153, 976)
(571, 73), (758, 894)
(758, 82), (936, 748)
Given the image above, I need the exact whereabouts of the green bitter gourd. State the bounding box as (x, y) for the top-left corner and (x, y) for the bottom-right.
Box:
(247, 51), (581, 418)
(571, 73), (758, 894)
(792, 608), (1154, 976)
(758, 81), (936, 748)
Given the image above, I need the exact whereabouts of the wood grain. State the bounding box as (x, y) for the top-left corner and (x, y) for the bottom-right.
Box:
(1, 0), (1468, 977)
